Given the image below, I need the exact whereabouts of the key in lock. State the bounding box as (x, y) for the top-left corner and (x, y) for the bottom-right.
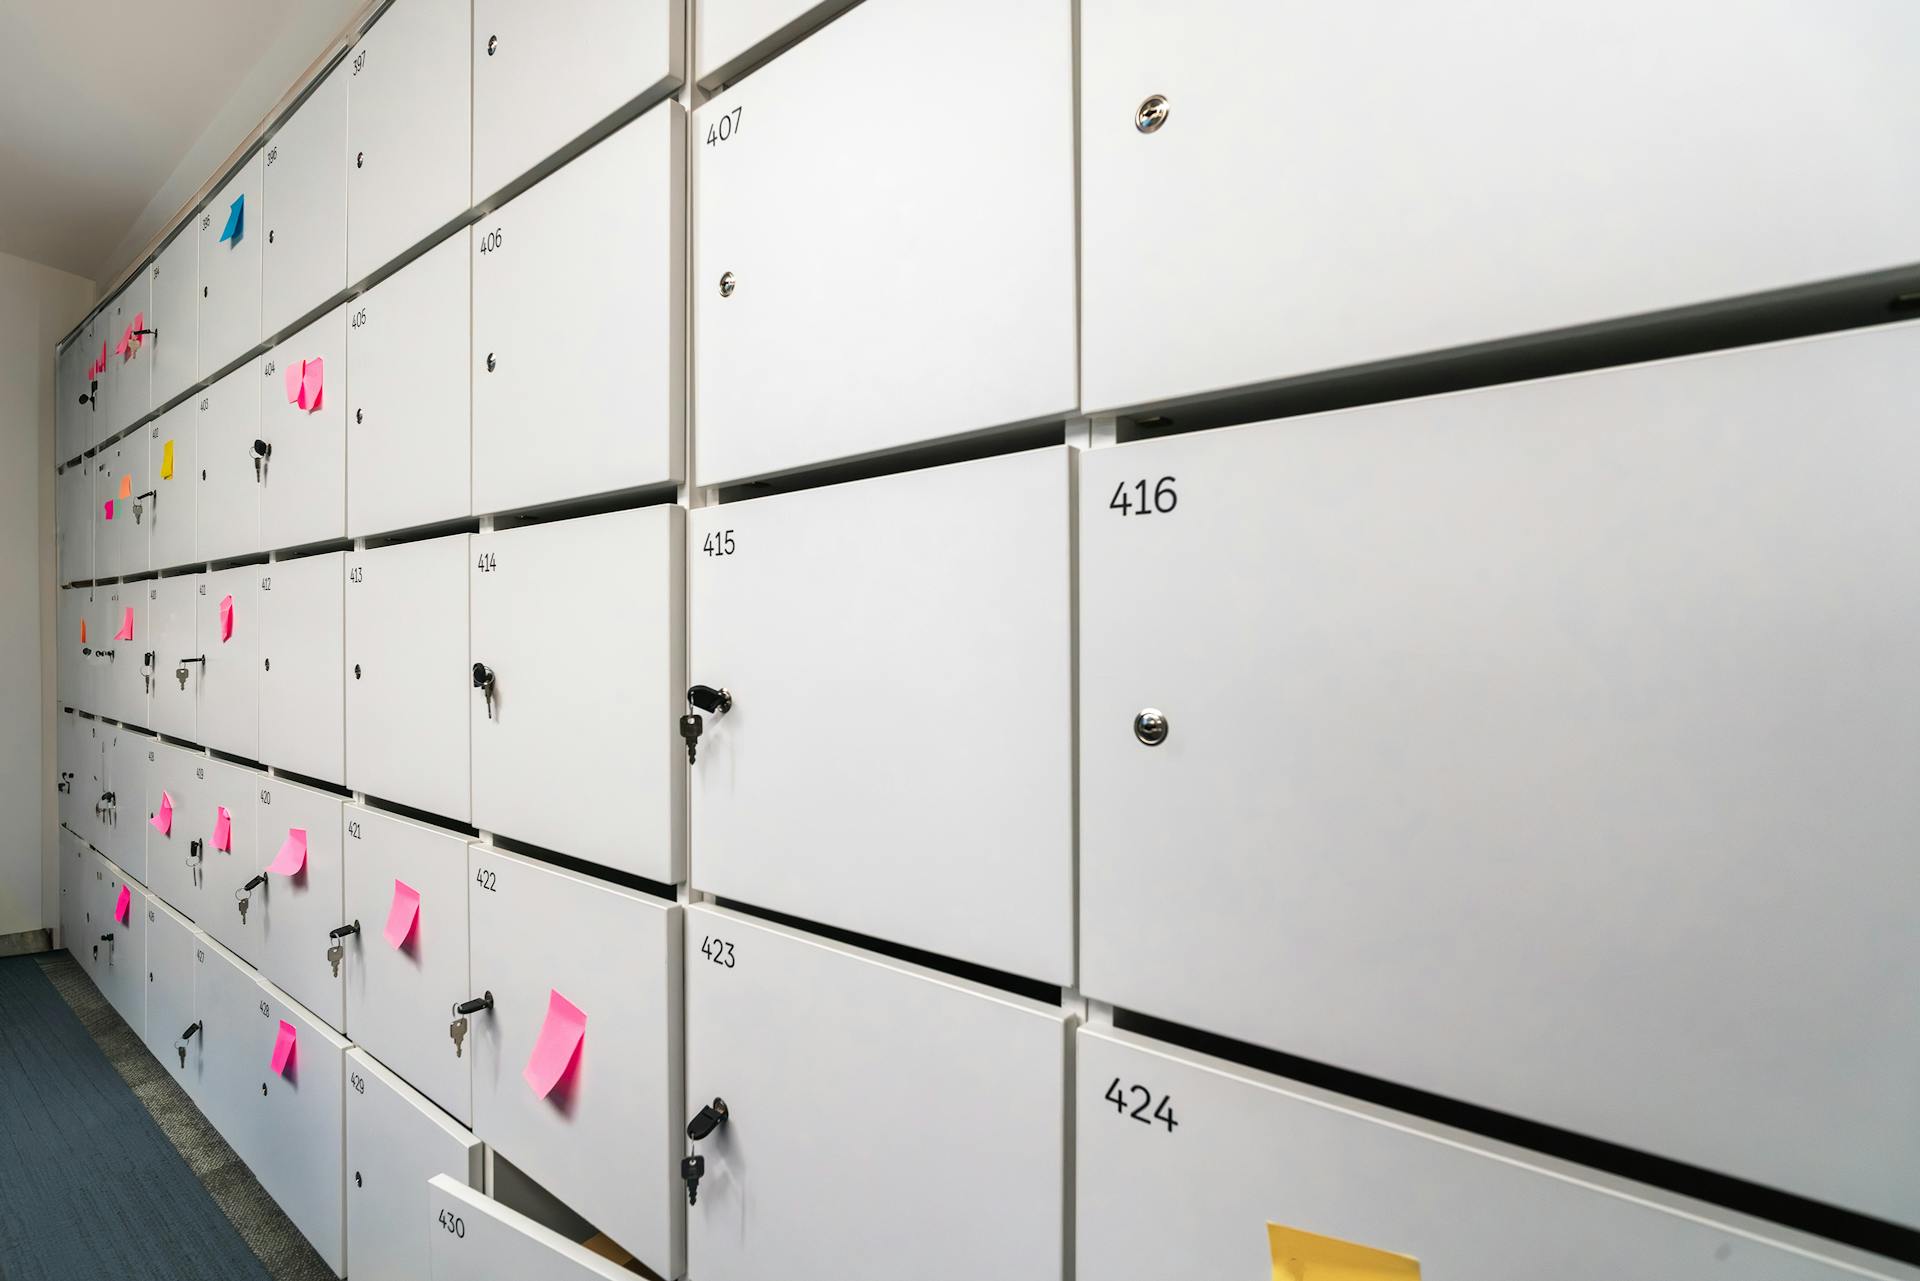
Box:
(327, 921), (360, 976)
(449, 991), (494, 1057)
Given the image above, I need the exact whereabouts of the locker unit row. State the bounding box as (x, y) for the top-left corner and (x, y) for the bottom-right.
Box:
(55, 103), (684, 585)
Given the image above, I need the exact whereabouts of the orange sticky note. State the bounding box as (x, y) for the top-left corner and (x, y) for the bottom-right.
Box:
(118, 473), (132, 499)
(1268, 1223), (1421, 1280)
(79, 619), (87, 644)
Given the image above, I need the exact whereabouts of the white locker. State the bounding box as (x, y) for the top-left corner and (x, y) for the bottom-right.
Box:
(340, 804), (473, 1124)
(105, 273), (154, 438)
(470, 508), (683, 881)
(144, 897), (203, 1106)
(1079, 2), (1920, 417)
(56, 464), (91, 585)
(56, 589), (81, 709)
(1077, 323), (1920, 1230)
(95, 583), (146, 727)
(684, 905), (1070, 1281)
(256, 776), (346, 1031)
(145, 741), (204, 917)
(146, 575), (200, 742)
(1077, 1027), (1918, 1281)
(58, 829), (89, 953)
(189, 758), (263, 964)
(346, 0), (472, 282)
(466, 847), (682, 1271)
(691, 0), (1076, 486)
(57, 335), (86, 464)
(100, 727), (151, 880)
(426, 1177), (636, 1281)
(90, 454), (115, 576)
(260, 551), (346, 787)
(197, 154), (264, 378)
(196, 567), (261, 760)
(694, 0), (857, 89)
(471, 106), (684, 514)
(145, 401), (198, 571)
(194, 358), (265, 563)
(55, 711), (83, 836)
(471, 0), (680, 201)
(260, 305), (348, 550)
(79, 316), (109, 451)
(149, 228), (199, 407)
(262, 68), (348, 338)
(78, 717), (109, 852)
(77, 850), (112, 990)
(690, 449), (1072, 981)
(249, 978), (350, 1276)
(192, 932), (268, 1164)
(345, 534), (470, 821)
(346, 229), (471, 538)
(104, 432), (150, 578)
(96, 859), (146, 1040)
(77, 593), (110, 719)
(347, 1049), (484, 1281)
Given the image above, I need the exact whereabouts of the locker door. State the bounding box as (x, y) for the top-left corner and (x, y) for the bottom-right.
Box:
(691, 0), (1075, 486)
(346, 230), (471, 538)
(56, 710), (86, 836)
(1079, 2), (1920, 417)
(346, 0), (471, 282)
(1077, 1027), (1913, 1281)
(260, 551), (346, 787)
(467, 847), (681, 1270)
(58, 829), (89, 952)
(262, 68), (348, 338)
(340, 804), (473, 1124)
(111, 432), (151, 577)
(194, 358), (265, 563)
(345, 535), (470, 822)
(256, 776), (346, 1032)
(260, 305), (348, 550)
(146, 401), (198, 571)
(96, 583), (146, 727)
(80, 718), (109, 852)
(252, 978), (350, 1276)
(101, 728), (151, 881)
(197, 153), (264, 378)
(107, 272), (154, 437)
(347, 1048), (484, 1281)
(77, 592), (109, 718)
(144, 898), (202, 1106)
(471, 106), (684, 515)
(1077, 323), (1920, 1230)
(426, 1177), (635, 1281)
(470, 508), (682, 881)
(146, 575), (200, 742)
(470, 0), (681, 202)
(149, 230), (199, 407)
(196, 567), (261, 760)
(83, 316), (113, 452)
(694, 0), (857, 89)
(57, 589), (80, 709)
(685, 905), (1070, 1281)
(91, 454), (116, 576)
(57, 336), (85, 464)
(192, 758), (263, 963)
(689, 449), (1072, 981)
(78, 850), (112, 989)
(144, 742), (205, 926)
(97, 861), (146, 1040)
(193, 933), (266, 1163)
(56, 465), (89, 586)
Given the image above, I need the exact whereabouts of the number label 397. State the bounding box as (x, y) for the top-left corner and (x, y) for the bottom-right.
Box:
(1110, 476), (1177, 517)
(1105, 1077), (1177, 1131)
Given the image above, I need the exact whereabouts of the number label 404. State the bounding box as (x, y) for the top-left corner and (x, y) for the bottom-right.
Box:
(1104, 1077), (1177, 1131)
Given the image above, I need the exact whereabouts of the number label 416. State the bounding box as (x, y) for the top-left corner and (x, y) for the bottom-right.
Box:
(1110, 476), (1177, 517)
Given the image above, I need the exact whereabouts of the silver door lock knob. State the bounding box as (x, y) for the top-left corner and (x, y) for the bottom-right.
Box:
(1136, 95), (1170, 133)
(1133, 708), (1169, 746)
(718, 271), (736, 297)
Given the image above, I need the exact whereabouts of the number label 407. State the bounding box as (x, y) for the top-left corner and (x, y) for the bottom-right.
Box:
(1104, 1077), (1177, 1131)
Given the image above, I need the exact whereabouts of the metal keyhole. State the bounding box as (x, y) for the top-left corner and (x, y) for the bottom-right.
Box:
(202, 286), (209, 298)
(353, 663), (362, 680)
(355, 408), (363, 424)
(268, 230), (275, 244)
(718, 271), (736, 297)
(486, 34), (497, 55)
(1133, 708), (1169, 746)
(355, 1172), (363, 1187)
(1135, 94), (1170, 134)
(356, 151), (364, 169)
(485, 352), (496, 372)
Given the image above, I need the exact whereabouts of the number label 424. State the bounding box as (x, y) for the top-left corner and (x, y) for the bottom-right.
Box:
(1104, 1077), (1177, 1131)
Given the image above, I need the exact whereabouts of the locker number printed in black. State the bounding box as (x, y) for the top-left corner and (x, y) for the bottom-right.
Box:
(1104, 1077), (1178, 1131)
(437, 1210), (464, 1239)
(706, 107), (743, 146)
(702, 530), (735, 557)
(1109, 477), (1177, 517)
(476, 551), (497, 573)
(700, 935), (736, 968)
(474, 868), (497, 893)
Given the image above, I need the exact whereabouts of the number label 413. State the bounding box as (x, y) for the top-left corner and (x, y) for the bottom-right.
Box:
(1105, 1077), (1177, 1131)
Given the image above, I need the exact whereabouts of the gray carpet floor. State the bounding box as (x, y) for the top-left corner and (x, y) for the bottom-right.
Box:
(0, 952), (331, 1281)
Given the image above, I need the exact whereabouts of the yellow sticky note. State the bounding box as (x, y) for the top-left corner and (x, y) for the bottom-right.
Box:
(1269, 1223), (1420, 1281)
(118, 473), (132, 499)
(160, 439), (175, 479)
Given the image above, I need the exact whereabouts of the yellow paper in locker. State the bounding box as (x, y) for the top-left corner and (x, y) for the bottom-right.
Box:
(1269, 1223), (1420, 1280)
(160, 439), (174, 479)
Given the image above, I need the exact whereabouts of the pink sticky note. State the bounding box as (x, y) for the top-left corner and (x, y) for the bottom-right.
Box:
(115, 327), (130, 358)
(103, 499), (115, 521)
(132, 312), (144, 343)
(300, 356), (324, 412)
(151, 790), (173, 835)
(98, 339), (108, 368)
(384, 880), (420, 948)
(267, 827), (307, 877)
(212, 805), (232, 852)
(115, 884), (131, 924)
(113, 607), (135, 641)
(218, 593), (234, 642)
(523, 989), (588, 1099)
(270, 1019), (297, 1075)
(284, 359), (304, 405)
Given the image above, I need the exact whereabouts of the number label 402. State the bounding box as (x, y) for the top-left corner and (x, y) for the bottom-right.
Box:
(1104, 1077), (1177, 1131)
(1110, 476), (1177, 517)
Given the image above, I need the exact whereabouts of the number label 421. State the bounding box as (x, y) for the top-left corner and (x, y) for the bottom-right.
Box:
(1104, 1077), (1177, 1131)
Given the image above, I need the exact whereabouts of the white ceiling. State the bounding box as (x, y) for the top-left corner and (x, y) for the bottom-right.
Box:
(0, 0), (316, 281)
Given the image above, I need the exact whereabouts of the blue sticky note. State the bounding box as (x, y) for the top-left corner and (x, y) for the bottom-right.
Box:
(219, 194), (243, 243)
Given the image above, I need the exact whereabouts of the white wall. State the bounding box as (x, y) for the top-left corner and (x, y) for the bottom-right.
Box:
(0, 251), (94, 939)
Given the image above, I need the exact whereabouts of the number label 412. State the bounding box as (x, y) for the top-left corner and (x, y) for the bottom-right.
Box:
(1104, 1077), (1177, 1131)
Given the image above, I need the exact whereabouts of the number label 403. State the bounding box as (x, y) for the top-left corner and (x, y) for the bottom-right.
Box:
(1109, 476), (1177, 517)
(1104, 1077), (1177, 1131)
